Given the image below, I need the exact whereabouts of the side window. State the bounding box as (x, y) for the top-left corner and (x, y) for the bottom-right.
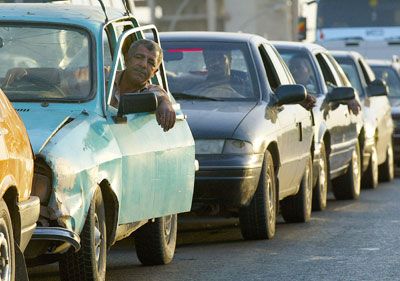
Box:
(258, 45), (281, 91)
(325, 54), (349, 87)
(263, 44), (292, 85)
(358, 59), (375, 84)
(315, 53), (339, 89)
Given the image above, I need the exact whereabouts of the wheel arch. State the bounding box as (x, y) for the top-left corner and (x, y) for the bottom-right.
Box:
(99, 179), (119, 249)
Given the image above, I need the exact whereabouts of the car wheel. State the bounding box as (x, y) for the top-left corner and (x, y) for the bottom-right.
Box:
(134, 214), (177, 265)
(312, 141), (328, 211)
(362, 144), (378, 189)
(379, 140), (394, 182)
(59, 187), (107, 281)
(332, 141), (361, 200)
(281, 156), (313, 223)
(0, 199), (14, 281)
(239, 150), (276, 240)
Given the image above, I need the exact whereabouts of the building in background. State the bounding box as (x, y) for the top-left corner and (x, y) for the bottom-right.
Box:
(134, 0), (316, 41)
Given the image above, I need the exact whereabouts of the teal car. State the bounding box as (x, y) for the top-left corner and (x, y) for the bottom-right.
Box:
(0, 4), (195, 280)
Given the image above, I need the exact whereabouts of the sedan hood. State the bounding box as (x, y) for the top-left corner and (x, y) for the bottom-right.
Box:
(15, 108), (74, 154)
(179, 100), (257, 139)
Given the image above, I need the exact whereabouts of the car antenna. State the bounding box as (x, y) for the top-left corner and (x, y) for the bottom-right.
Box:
(96, 0), (109, 23)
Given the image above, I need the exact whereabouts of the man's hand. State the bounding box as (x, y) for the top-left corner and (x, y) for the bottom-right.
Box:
(300, 94), (316, 110)
(347, 99), (361, 115)
(156, 99), (176, 132)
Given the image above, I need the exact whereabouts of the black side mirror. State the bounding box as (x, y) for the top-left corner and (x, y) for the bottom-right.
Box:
(271, 84), (307, 106)
(367, 79), (388, 97)
(113, 92), (158, 123)
(326, 87), (355, 103)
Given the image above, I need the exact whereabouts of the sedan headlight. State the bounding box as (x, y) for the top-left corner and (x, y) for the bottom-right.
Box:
(195, 139), (225, 154)
(223, 139), (254, 154)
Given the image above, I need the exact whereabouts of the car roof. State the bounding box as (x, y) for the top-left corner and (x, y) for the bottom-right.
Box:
(330, 50), (362, 60)
(159, 31), (265, 44)
(366, 59), (392, 67)
(0, 3), (126, 27)
(271, 41), (327, 53)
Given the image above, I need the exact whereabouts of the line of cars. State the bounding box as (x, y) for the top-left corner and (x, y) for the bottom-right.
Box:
(0, 3), (395, 281)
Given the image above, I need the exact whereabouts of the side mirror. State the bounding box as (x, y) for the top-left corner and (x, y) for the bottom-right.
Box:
(271, 84), (307, 106)
(367, 79), (388, 97)
(326, 87), (355, 102)
(113, 92), (158, 123)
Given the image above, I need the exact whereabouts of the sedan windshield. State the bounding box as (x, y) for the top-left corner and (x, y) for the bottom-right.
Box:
(0, 24), (92, 102)
(161, 41), (258, 101)
(371, 65), (400, 98)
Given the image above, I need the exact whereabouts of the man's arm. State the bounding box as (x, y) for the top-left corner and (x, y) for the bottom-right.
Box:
(148, 85), (176, 132)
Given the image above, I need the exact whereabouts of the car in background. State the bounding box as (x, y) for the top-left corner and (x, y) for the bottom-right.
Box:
(0, 89), (39, 281)
(160, 31), (314, 241)
(332, 51), (394, 185)
(0, 4), (196, 281)
(274, 42), (362, 210)
(368, 58), (400, 169)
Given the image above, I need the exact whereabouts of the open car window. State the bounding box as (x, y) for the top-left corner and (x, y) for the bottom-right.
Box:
(106, 24), (168, 108)
(277, 48), (320, 96)
(0, 24), (92, 102)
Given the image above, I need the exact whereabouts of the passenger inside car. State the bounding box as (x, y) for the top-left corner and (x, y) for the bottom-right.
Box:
(288, 55), (317, 95)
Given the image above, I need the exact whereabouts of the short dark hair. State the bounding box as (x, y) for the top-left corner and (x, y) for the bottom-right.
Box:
(127, 39), (163, 67)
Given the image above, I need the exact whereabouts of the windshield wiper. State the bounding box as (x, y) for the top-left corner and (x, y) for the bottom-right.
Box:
(172, 92), (220, 101)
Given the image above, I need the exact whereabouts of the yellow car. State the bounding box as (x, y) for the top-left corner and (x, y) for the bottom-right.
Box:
(0, 88), (39, 281)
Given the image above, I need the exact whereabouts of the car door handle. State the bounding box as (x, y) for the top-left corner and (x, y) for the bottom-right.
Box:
(296, 122), (303, 141)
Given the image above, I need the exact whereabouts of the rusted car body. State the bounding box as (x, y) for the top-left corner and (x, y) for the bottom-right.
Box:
(0, 4), (196, 280)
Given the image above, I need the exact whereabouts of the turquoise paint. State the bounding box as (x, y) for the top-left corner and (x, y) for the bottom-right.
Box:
(6, 5), (195, 237)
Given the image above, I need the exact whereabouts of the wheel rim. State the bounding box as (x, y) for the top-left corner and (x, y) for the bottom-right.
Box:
(319, 151), (327, 207)
(0, 232), (10, 281)
(164, 215), (174, 245)
(94, 212), (102, 267)
(266, 165), (275, 229)
(353, 146), (361, 196)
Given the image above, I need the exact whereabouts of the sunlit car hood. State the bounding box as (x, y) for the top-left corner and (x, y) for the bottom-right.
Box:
(179, 100), (257, 139)
(15, 108), (74, 154)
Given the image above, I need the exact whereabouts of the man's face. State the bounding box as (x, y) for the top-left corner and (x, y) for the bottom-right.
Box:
(125, 44), (159, 85)
(290, 59), (311, 85)
(204, 51), (230, 77)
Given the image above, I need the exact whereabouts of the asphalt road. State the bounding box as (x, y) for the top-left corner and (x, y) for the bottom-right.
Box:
(29, 178), (400, 281)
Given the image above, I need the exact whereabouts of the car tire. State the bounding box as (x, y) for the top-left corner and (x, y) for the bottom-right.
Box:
(134, 214), (177, 265)
(239, 150), (276, 240)
(312, 142), (328, 211)
(379, 140), (394, 182)
(362, 144), (378, 189)
(281, 156), (313, 223)
(332, 141), (361, 200)
(59, 187), (107, 281)
(0, 199), (15, 281)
